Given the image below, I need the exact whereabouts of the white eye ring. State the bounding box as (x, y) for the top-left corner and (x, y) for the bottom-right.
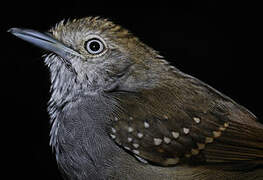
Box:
(84, 38), (105, 55)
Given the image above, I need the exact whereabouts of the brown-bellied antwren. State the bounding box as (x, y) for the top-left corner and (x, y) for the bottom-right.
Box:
(9, 17), (263, 180)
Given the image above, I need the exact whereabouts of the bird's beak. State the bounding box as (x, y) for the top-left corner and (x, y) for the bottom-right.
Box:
(8, 28), (82, 61)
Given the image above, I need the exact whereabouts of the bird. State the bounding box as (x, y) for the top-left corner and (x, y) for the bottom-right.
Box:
(8, 17), (263, 180)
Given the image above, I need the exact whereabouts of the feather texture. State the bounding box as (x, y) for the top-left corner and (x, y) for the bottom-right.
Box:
(108, 71), (263, 168)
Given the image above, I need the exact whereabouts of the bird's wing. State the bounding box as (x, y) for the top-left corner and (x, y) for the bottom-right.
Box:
(108, 73), (263, 168)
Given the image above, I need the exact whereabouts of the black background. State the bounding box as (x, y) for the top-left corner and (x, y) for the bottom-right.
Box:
(2, 1), (262, 179)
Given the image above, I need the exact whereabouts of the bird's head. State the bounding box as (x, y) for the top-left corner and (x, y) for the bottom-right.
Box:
(9, 17), (168, 99)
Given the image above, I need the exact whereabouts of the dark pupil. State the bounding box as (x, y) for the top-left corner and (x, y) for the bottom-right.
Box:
(89, 41), (100, 52)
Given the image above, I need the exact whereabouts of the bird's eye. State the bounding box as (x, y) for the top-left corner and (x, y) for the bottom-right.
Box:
(84, 38), (105, 55)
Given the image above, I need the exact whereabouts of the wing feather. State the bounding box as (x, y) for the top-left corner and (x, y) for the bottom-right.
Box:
(107, 74), (263, 168)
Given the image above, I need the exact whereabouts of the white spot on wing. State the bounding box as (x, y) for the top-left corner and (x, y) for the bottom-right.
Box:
(224, 122), (229, 127)
(219, 126), (226, 131)
(172, 131), (180, 139)
(193, 117), (201, 123)
(111, 127), (116, 133)
(128, 127), (134, 133)
(137, 132), (143, 138)
(183, 128), (190, 134)
(128, 137), (133, 142)
(213, 131), (221, 138)
(163, 137), (171, 144)
(205, 137), (214, 143)
(191, 148), (199, 155)
(197, 143), (205, 150)
(154, 138), (162, 146)
(110, 134), (116, 139)
(133, 143), (140, 148)
(144, 121), (150, 128)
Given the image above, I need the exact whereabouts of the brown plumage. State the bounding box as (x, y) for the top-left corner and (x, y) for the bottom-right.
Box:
(9, 17), (263, 180)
